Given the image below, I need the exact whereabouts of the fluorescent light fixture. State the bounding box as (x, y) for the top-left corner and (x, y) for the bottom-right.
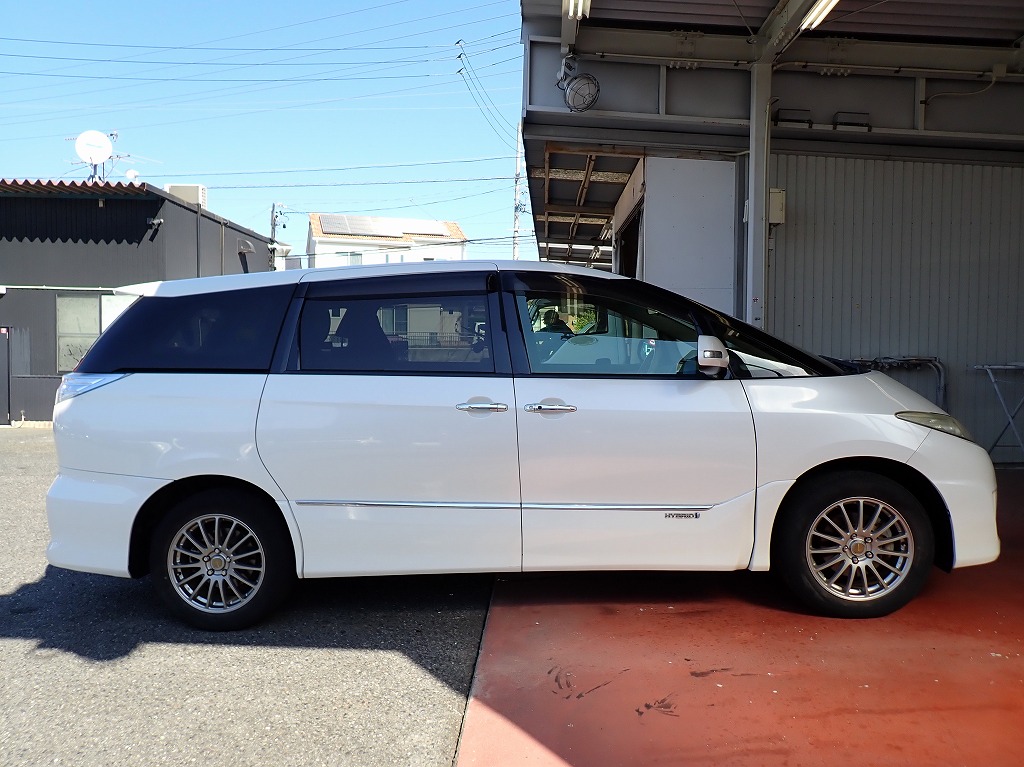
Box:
(800, 0), (841, 30)
(566, 0), (592, 21)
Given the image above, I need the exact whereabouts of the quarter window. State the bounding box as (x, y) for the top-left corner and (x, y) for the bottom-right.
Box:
(75, 285), (294, 373)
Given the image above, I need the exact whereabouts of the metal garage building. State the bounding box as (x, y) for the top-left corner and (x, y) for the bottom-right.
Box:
(519, 0), (1024, 460)
(0, 180), (274, 423)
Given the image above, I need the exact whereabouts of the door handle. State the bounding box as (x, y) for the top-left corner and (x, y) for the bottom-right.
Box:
(456, 402), (509, 413)
(524, 403), (577, 413)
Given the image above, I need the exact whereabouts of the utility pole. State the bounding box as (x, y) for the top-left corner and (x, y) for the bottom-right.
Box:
(270, 202), (285, 241)
(269, 203), (288, 270)
(513, 124), (525, 260)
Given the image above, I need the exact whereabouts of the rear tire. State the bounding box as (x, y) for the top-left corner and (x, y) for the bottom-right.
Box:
(773, 471), (935, 618)
(150, 488), (295, 631)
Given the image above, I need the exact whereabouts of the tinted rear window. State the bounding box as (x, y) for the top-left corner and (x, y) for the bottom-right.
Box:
(76, 284), (294, 373)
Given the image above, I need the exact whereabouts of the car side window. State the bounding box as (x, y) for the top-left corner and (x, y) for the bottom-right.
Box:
(298, 293), (493, 374)
(512, 277), (702, 377)
(75, 284), (294, 374)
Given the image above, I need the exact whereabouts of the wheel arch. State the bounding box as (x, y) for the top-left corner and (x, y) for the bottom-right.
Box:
(128, 475), (295, 578)
(771, 457), (954, 572)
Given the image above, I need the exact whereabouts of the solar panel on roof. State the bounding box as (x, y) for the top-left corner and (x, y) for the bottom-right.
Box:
(319, 214), (392, 236)
(319, 214), (451, 238)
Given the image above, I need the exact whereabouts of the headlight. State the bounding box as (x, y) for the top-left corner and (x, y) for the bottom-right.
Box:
(896, 411), (974, 441)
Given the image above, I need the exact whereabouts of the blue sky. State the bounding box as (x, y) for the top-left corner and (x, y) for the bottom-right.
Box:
(0, 0), (534, 259)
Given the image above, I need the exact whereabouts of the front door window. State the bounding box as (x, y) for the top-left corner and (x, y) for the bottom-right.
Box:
(513, 276), (703, 377)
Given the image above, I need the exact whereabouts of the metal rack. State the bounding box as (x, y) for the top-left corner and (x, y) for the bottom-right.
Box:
(974, 364), (1024, 459)
(849, 356), (947, 411)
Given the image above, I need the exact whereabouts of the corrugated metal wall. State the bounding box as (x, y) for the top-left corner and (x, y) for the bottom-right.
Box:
(10, 376), (61, 421)
(768, 154), (1024, 461)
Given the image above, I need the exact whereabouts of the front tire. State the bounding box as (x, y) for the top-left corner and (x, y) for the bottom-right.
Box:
(150, 488), (295, 631)
(773, 471), (935, 618)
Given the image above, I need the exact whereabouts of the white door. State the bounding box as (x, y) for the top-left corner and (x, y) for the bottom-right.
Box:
(516, 376), (755, 570)
(257, 282), (522, 577)
(506, 271), (757, 572)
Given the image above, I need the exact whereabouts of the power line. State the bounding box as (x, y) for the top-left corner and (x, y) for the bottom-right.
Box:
(0, 66), (523, 140)
(0, 7), (515, 104)
(155, 156), (515, 178)
(0, 69), (452, 83)
(0, 35), (520, 56)
(280, 179), (514, 208)
(0, 3), (511, 52)
(0, 0), (425, 98)
(457, 68), (517, 150)
(0, 42), (520, 68)
(455, 43), (518, 151)
(0, 21), (520, 134)
(0, 47), (519, 126)
(457, 42), (518, 133)
(288, 186), (513, 215)
(209, 177), (516, 190)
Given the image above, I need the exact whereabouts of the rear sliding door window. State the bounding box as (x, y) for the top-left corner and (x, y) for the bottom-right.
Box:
(75, 284), (294, 373)
(297, 293), (493, 374)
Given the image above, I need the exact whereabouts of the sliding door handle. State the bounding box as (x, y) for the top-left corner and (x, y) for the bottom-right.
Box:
(456, 402), (509, 413)
(524, 403), (577, 414)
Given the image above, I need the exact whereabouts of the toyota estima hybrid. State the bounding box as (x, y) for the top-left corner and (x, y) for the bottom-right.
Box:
(47, 260), (999, 630)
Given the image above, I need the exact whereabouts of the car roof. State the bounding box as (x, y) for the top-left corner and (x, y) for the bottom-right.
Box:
(116, 259), (626, 298)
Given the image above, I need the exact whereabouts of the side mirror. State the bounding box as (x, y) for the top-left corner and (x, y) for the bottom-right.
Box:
(697, 335), (730, 375)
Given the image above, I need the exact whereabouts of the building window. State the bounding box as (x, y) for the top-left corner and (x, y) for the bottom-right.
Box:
(56, 295), (100, 373)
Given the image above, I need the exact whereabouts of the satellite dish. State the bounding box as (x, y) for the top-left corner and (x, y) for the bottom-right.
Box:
(75, 130), (113, 165)
(125, 169), (140, 181)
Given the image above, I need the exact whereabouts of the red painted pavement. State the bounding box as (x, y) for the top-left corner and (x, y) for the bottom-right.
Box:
(456, 469), (1024, 767)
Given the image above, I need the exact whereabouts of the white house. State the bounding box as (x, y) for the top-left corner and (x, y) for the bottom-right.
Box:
(294, 214), (468, 269)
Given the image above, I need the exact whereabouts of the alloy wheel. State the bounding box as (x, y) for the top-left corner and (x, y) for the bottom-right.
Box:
(804, 496), (915, 601)
(166, 513), (266, 613)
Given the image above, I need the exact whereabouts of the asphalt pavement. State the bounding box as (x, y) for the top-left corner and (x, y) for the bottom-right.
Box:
(0, 426), (493, 767)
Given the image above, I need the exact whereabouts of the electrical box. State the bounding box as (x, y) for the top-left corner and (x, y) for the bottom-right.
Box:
(769, 188), (786, 225)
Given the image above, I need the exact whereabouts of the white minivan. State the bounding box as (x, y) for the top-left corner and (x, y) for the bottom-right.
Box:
(47, 261), (999, 630)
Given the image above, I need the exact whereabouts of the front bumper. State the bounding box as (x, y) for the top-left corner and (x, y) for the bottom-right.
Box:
(907, 431), (1000, 568)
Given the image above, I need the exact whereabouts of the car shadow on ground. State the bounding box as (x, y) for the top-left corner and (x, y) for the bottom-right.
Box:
(0, 564), (807, 664)
(0, 567), (494, 689)
(495, 568), (804, 616)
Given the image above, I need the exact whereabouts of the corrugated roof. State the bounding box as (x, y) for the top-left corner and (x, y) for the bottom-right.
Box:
(0, 179), (159, 198)
(309, 213), (466, 243)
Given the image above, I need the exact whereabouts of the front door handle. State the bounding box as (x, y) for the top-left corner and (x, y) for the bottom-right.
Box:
(456, 402), (509, 413)
(524, 403), (578, 414)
